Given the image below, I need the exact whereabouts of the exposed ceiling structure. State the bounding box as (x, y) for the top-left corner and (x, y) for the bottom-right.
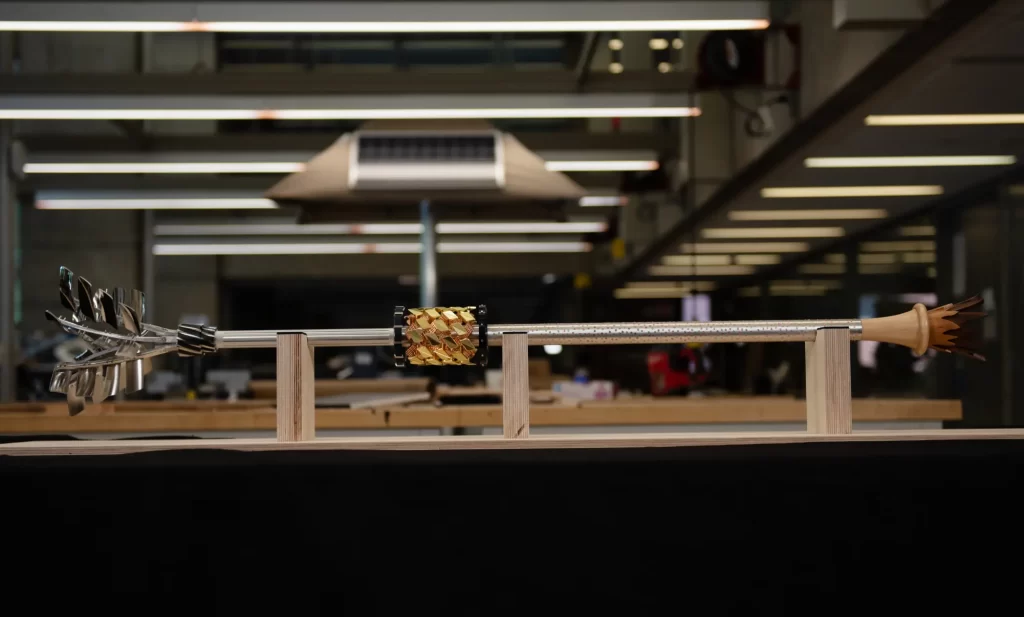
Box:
(621, 0), (1024, 295)
(8, 0), (1020, 290)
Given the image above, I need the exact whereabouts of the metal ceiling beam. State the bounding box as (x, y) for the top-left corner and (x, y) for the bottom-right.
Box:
(0, 1), (770, 31)
(0, 71), (691, 96)
(18, 131), (678, 155)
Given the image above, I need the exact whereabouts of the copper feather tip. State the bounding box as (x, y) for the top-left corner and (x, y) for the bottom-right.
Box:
(927, 294), (986, 361)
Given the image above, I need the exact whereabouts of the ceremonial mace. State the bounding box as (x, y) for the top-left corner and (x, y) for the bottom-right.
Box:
(45, 266), (985, 418)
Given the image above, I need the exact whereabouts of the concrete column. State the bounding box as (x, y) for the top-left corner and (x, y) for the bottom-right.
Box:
(0, 33), (16, 401)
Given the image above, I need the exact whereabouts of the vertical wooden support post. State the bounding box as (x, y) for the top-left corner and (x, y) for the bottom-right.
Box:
(277, 333), (315, 442)
(502, 332), (530, 439)
(805, 328), (853, 434)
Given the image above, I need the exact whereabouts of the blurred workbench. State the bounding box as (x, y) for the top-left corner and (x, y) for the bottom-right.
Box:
(0, 394), (961, 435)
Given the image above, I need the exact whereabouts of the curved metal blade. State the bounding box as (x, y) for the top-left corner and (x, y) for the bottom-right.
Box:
(49, 370), (70, 394)
(125, 359), (145, 393)
(130, 289), (146, 321)
(77, 276), (99, 322)
(59, 266), (78, 313)
(119, 303), (141, 334)
(99, 290), (120, 328)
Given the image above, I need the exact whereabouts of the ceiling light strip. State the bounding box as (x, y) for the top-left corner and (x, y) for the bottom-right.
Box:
(680, 242), (810, 253)
(0, 107), (700, 121)
(0, 20), (770, 33)
(152, 221), (606, 235)
(865, 114), (1024, 126)
(760, 186), (942, 198)
(729, 209), (887, 221)
(36, 198), (278, 210)
(701, 227), (844, 239)
(804, 155), (1016, 167)
(154, 241), (592, 256)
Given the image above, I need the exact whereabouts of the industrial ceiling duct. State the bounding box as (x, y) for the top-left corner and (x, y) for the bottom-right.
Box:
(264, 120), (586, 221)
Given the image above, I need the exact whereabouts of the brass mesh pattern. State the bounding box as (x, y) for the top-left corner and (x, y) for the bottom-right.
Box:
(404, 307), (479, 366)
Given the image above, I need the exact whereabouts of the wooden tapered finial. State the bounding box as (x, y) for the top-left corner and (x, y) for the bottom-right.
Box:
(861, 295), (986, 360)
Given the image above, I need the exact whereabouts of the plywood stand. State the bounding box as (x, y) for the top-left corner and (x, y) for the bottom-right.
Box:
(276, 333), (315, 441)
(805, 327), (853, 434)
(502, 332), (530, 438)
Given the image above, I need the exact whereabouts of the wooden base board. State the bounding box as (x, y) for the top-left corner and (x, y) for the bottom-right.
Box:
(1, 429), (1022, 457)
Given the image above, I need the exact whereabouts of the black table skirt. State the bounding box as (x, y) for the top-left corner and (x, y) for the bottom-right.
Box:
(2, 439), (1022, 613)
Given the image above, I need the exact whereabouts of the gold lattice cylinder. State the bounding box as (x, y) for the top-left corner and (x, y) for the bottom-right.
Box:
(404, 307), (480, 366)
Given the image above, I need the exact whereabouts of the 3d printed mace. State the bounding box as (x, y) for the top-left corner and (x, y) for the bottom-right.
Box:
(45, 266), (985, 416)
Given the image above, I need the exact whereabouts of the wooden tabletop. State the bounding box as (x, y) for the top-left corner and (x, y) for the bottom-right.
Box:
(0, 397), (961, 434)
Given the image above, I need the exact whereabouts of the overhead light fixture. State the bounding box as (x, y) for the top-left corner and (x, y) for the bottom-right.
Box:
(26, 160), (657, 175)
(626, 281), (716, 291)
(804, 155), (1017, 168)
(672, 38), (684, 49)
(648, 265), (755, 276)
(579, 195), (627, 207)
(701, 227), (844, 239)
(858, 253), (898, 265)
(649, 38), (669, 50)
(902, 252), (936, 264)
(865, 114), (1024, 126)
(729, 209), (887, 221)
(680, 242), (810, 253)
(861, 240), (935, 252)
(0, 20), (770, 33)
(154, 241), (592, 256)
(545, 160), (658, 172)
(657, 62), (672, 74)
(898, 225), (935, 236)
(798, 264), (845, 275)
(0, 107), (700, 121)
(760, 186), (942, 198)
(608, 37), (624, 51)
(154, 221), (606, 235)
(858, 264), (901, 275)
(543, 344), (563, 355)
(36, 198), (277, 210)
(608, 62), (624, 74)
(734, 254), (782, 266)
(615, 287), (691, 299)
(24, 162), (307, 174)
(662, 255), (731, 266)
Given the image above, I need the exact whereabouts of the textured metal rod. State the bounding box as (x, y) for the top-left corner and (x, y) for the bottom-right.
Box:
(217, 328), (394, 349)
(215, 320), (863, 350)
(487, 320), (864, 345)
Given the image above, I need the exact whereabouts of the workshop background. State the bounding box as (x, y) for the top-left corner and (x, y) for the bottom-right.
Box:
(1, 0), (1022, 431)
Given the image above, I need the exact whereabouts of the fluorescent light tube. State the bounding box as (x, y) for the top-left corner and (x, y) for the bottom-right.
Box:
(662, 255), (732, 266)
(680, 242), (810, 253)
(860, 240), (936, 252)
(804, 155), (1016, 167)
(729, 209), (887, 221)
(545, 160), (658, 172)
(865, 114), (1024, 126)
(648, 265), (755, 276)
(0, 20), (770, 34)
(734, 254), (782, 266)
(0, 107), (699, 121)
(579, 195), (627, 207)
(24, 162), (308, 174)
(760, 186), (942, 198)
(437, 222), (606, 234)
(36, 198), (277, 210)
(154, 241), (592, 256)
(898, 225), (935, 236)
(153, 221), (605, 235)
(701, 227), (844, 239)
(798, 264), (845, 275)
(626, 281), (717, 291)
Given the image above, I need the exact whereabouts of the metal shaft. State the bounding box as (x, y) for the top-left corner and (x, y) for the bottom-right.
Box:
(215, 319), (864, 350)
